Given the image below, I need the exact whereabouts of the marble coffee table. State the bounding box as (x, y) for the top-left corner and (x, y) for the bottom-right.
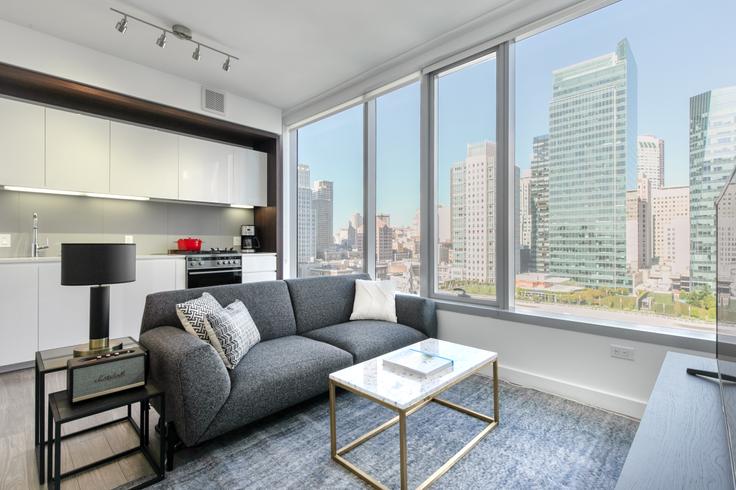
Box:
(328, 338), (498, 490)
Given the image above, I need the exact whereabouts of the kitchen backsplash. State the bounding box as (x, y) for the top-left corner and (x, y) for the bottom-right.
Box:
(0, 188), (254, 257)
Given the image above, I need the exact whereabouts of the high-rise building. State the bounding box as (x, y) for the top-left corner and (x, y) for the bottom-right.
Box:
(450, 141), (496, 283)
(519, 169), (532, 249)
(637, 135), (665, 190)
(690, 86), (736, 289)
(350, 212), (363, 230)
(313, 180), (334, 258)
(437, 204), (451, 244)
(548, 39), (637, 289)
(651, 185), (689, 273)
(530, 134), (550, 273)
(626, 177), (652, 272)
(297, 164), (315, 264)
(376, 214), (393, 263)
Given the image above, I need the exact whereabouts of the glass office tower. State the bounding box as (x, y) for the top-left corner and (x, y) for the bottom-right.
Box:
(547, 39), (637, 289)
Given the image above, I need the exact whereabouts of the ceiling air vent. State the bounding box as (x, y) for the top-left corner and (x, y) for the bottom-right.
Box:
(202, 87), (226, 115)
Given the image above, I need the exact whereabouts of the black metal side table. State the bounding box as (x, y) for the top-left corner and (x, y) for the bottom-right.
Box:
(47, 384), (166, 490)
(34, 337), (142, 484)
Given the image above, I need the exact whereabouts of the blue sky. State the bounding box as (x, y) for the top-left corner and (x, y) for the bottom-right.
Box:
(298, 0), (736, 231)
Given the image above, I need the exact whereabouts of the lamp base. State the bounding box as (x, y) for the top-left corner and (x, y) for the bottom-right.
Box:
(73, 338), (124, 357)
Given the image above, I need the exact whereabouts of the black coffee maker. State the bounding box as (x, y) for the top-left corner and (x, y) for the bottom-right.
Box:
(241, 225), (261, 253)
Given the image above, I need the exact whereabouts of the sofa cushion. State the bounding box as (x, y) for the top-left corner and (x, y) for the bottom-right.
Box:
(200, 335), (353, 442)
(141, 280), (297, 341)
(302, 321), (427, 363)
(285, 273), (370, 334)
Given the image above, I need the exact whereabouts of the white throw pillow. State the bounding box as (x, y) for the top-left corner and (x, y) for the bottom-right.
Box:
(350, 279), (398, 323)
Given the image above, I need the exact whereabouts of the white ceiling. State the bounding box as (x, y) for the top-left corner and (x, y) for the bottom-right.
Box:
(0, 0), (524, 110)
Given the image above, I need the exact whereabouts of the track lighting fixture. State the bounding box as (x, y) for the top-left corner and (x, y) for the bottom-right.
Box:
(110, 8), (238, 73)
(156, 30), (167, 48)
(115, 15), (128, 34)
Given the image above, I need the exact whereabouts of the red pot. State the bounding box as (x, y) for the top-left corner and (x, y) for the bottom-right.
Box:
(177, 238), (202, 252)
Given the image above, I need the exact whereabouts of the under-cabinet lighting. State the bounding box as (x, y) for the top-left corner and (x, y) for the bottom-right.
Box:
(231, 204), (254, 209)
(4, 186), (149, 201)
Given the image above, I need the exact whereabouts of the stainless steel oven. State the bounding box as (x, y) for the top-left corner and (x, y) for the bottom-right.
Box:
(185, 253), (242, 289)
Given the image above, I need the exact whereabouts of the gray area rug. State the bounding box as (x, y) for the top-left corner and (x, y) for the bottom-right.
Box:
(149, 376), (637, 489)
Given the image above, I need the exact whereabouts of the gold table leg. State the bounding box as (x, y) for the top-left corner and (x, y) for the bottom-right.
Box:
(330, 358), (499, 489)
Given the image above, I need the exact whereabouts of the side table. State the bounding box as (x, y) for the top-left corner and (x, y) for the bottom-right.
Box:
(34, 337), (143, 484)
(47, 384), (166, 489)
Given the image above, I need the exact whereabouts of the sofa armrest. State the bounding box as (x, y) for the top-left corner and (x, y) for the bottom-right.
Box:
(395, 294), (437, 338)
(140, 326), (231, 446)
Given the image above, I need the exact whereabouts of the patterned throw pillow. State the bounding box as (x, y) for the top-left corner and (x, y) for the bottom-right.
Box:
(176, 292), (223, 344)
(206, 300), (261, 369)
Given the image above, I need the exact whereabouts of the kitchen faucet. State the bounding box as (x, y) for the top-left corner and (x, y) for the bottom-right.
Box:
(31, 213), (49, 257)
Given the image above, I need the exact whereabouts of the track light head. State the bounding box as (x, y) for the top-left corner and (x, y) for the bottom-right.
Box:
(222, 56), (231, 72)
(156, 31), (167, 48)
(192, 44), (201, 61)
(115, 16), (128, 34)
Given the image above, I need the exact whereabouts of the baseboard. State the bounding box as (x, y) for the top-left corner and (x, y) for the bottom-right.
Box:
(474, 364), (646, 419)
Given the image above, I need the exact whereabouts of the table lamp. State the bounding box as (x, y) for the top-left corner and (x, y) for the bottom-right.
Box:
(61, 243), (136, 356)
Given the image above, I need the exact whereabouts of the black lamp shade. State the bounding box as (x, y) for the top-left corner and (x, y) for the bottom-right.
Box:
(61, 243), (136, 286)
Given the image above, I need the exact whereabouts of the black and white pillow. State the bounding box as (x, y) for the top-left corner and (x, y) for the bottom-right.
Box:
(206, 300), (261, 369)
(176, 292), (223, 344)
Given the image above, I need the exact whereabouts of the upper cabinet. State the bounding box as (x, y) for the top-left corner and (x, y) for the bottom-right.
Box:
(0, 98), (45, 188)
(232, 148), (268, 207)
(110, 122), (179, 199)
(45, 108), (110, 193)
(179, 136), (232, 204)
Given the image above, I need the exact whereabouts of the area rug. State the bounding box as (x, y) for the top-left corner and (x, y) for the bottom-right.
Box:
(147, 376), (637, 489)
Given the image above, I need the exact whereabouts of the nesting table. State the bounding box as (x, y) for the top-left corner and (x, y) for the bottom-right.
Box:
(328, 339), (499, 490)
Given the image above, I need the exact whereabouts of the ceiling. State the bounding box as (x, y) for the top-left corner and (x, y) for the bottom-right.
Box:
(0, 0), (524, 110)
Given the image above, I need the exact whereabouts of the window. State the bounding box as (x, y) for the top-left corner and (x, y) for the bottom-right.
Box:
(433, 54), (497, 302)
(296, 105), (364, 277)
(514, 0), (736, 333)
(376, 82), (421, 293)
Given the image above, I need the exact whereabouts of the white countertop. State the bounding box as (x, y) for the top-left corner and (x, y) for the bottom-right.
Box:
(0, 251), (277, 264)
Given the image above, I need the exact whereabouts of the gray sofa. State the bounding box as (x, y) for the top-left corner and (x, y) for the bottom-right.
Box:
(139, 273), (437, 453)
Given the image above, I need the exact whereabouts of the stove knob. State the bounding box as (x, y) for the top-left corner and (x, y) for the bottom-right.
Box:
(217, 260), (222, 265)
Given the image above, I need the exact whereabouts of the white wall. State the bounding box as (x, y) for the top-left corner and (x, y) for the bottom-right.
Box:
(438, 310), (711, 419)
(0, 18), (282, 134)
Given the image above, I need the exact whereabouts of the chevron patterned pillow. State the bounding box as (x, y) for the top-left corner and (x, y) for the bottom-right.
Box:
(206, 300), (261, 369)
(175, 292), (223, 344)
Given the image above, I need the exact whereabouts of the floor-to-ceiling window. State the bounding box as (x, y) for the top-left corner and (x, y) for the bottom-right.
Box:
(433, 54), (497, 302)
(376, 82), (421, 293)
(296, 105), (364, 277)
(513, 0), (736, 333)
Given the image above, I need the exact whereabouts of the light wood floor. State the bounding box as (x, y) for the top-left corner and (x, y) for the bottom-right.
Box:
(0, 368), (162, 489)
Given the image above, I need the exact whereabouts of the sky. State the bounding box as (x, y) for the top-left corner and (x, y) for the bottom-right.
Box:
(297, 0), (736, 232)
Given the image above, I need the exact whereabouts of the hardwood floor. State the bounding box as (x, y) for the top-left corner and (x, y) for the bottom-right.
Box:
(0, 368), (161, 489)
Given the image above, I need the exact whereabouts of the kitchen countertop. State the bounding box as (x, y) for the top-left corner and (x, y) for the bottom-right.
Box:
(0, 251), (278, 264)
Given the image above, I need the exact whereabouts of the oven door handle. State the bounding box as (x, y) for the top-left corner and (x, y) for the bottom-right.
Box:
(188, 269), (241, 275)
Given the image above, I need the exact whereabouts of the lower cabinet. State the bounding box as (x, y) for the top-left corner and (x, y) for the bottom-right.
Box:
(0, 258), (186, 368)
(0, 264), (38, 366)
(242, 254), (277, 283)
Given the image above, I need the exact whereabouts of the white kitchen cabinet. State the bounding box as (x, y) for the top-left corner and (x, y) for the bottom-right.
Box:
(38, 262), (89, 351)
(0, 264), (38, 365)
(232, 148), (268, 207)
(178, 136), (232, 203)
(0, 98), (45, 188)
(45, 108), (110, 193)
(110, 122), (179, 199)
(242, 254), (277, 283)
(110, 259), (180, 341)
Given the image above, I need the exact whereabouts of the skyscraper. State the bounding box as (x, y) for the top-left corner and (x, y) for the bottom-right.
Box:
(312, 180), (334, 258)
(450, 141), (496, 284)
(690, 86), (736, 289)
(637, 135), (665, 190)
(519, 169), (532, 249)
(297, 164), (315, 264)
(626, 177), (652, 272)
(651, 185), (689, 273)
(530, 134), (550, 273)
(548, 39), (637, 289)
(376, 214), (393, 263)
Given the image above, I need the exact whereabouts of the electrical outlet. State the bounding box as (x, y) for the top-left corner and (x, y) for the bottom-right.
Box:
(233, 236), (240, 246)
(124, 235), (134, 244)
(0, 234), (10, 248)
(610, 344), (635, 361)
